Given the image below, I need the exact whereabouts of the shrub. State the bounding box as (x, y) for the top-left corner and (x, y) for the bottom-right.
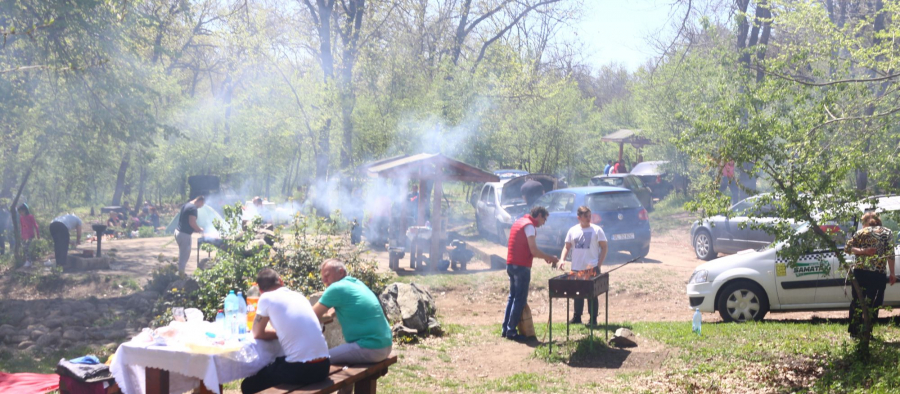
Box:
(151, 204), (389, 322)
(138, 226), (155, 238)
(27, 238), (51, 262)
(145, 264), (181, 294)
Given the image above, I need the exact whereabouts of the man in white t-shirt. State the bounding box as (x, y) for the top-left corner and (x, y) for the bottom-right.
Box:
(560, 206), (608, 325)
(241, 268), (331, 394)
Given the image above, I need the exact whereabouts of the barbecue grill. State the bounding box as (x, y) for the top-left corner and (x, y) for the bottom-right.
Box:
(548, 268), (610, 354)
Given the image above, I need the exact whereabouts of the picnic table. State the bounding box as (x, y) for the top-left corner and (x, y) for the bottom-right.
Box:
(110, 334), (284, 394)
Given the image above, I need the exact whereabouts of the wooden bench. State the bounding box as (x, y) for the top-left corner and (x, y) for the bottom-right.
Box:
(257, 354), (398, 394)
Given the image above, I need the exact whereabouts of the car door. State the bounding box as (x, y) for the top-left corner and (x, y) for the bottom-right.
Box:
(540, 192), (576, 250)
(774, 248), (822, 306)
(817, 220), (900, 307)
(476, 186), (493, 233)
(629, 177), (652, 208)
(715, 199), (756, 253)
(532, 193), (556, 247)
(746, 204), (779, 249)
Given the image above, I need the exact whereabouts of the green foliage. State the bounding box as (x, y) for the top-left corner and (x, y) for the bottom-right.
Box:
(145, 264), (181, 294)
(26, 239), (51, 262)
(138, 226), (155, 238)
(159, 204), (388, 322)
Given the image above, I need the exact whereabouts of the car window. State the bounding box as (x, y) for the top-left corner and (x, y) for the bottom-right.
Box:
(549, 193), (576, 213)
(594, 178), (623, 187)
(632, 177), (645, 188)
(487, 187), (496, 205)
(480, 186), (490, 203)
(533, 193), (553, 208)
(730, 199), (755, 215)
(585, 192), (642, 211)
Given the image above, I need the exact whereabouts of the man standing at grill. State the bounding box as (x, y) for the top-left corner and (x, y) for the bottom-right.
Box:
(559, 206), (608, 326)
(175, 195), (205, 275)
(503, 206), (559, 342)
(49, 213), (83, 267)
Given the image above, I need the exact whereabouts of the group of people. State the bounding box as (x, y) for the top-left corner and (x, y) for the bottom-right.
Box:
(0, 203), (85, 268)
(241, 260), (392, 393)
(603, 160), (628, 175)
(105, 201), (161, 237)
(501, 204), (609, 341)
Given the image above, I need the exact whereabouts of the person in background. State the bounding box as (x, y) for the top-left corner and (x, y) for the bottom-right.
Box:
(520, 178), (545, 207)
(17, 204), (39, 266)
(845, 212), (895, 338)
(175, 196), (205, 275)
(242, 268), (330, 394)
(720, 161), (738, 204)
(49, 213), (82, 267)
(503, 206), (559, 342)
(121, 201), (131, 220)
(148, 207), (160, 228)
(559, 206), (608, 325)
(105, 211), (121, 236)
(603, 160), (613, 176)
(313, 259), (392, 364)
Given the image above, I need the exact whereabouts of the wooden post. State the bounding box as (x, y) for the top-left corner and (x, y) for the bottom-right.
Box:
(431, 179), (443, 270)
(145, 367), (169, 394)
(618, 142), (624, 162)
(354, 376), (378, 394)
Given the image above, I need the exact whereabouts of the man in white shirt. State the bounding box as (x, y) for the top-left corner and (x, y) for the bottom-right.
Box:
(242, 268), (331, 394)
(559, 206), (608, 325)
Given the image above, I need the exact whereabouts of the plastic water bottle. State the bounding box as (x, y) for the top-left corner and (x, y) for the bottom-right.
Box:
(215, 310), (225, 336)
(224, 290), (240, 336)
(237, 291), (248, 334)
(692, 308), (702, 336)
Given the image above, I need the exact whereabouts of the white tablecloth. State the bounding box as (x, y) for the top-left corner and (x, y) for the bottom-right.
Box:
(110, 338), (284, 394)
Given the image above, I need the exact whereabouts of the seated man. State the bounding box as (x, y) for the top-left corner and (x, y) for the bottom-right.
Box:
(242, 268), (331, 394)
(313, 259), (392, 364)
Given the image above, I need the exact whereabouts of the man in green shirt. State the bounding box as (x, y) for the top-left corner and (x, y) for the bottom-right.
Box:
(312, 259), (393, 363)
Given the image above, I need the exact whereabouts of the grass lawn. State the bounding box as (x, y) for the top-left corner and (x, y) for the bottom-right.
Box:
(381, 319), (900, 393)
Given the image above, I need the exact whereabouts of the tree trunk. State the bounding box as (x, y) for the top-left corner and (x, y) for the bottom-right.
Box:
(10, 154), (39, 266)
(339, 0), (364, 170)
(111, 152), (131, 206)
(314, 0), (336, 184)
(134, 165), (147, 216)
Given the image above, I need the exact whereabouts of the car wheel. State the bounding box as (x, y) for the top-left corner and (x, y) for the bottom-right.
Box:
(717, 281), (769, 322)
(629, 244), (650, 259)
(693, 229), (716, 261)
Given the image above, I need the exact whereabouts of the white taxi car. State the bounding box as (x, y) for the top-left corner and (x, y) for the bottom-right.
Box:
(687, 206), (900, 322)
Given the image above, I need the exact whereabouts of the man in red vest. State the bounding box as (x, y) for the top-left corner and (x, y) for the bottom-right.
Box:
(502, 206), (559, 342)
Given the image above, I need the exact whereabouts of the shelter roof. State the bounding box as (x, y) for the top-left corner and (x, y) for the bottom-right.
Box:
(363, 153), (499, 183)
(601, 129), (653, 146)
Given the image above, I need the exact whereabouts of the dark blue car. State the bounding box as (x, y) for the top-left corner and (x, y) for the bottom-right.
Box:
(530, 187), (651, 258)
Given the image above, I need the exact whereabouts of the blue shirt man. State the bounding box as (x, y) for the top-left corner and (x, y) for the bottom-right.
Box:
(603, 160), (613, 175)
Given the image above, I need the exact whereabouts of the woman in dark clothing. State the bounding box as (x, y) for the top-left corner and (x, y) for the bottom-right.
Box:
(845, 212), (896, 337)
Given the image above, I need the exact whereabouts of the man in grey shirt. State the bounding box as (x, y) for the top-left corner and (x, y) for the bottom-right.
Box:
(50, 214), (82, 267)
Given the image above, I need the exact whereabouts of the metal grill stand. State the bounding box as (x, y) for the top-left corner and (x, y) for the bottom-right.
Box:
(548, 271), (610, 356)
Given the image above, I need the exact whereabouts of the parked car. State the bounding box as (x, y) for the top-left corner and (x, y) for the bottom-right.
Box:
(686, 219), (883, 322)
(630, 161), (673, 200)
(589, 174), (653, 210)
(686, 195), (900, 322)
(690, 194), (841, 261)
(472, 174), (559, 244)
(529, 187), (651, 257)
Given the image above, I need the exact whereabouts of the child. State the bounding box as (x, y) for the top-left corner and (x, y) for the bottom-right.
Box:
(17, 204), (39, 266)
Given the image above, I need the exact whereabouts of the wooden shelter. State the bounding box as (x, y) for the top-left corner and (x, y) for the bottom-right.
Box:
(364, 153), (499, 270)
(601, 129), (653, 163)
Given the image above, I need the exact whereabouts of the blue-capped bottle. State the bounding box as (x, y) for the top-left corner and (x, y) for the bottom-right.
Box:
(224, 290), (240, 336)
(692, 308), (702, 336)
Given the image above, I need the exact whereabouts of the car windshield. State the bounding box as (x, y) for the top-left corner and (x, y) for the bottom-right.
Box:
(590, 177), (624, 187)
(585, 192), (642, 211)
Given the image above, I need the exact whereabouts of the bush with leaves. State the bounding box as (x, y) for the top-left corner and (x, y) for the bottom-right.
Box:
(151, 204), (389, 323)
